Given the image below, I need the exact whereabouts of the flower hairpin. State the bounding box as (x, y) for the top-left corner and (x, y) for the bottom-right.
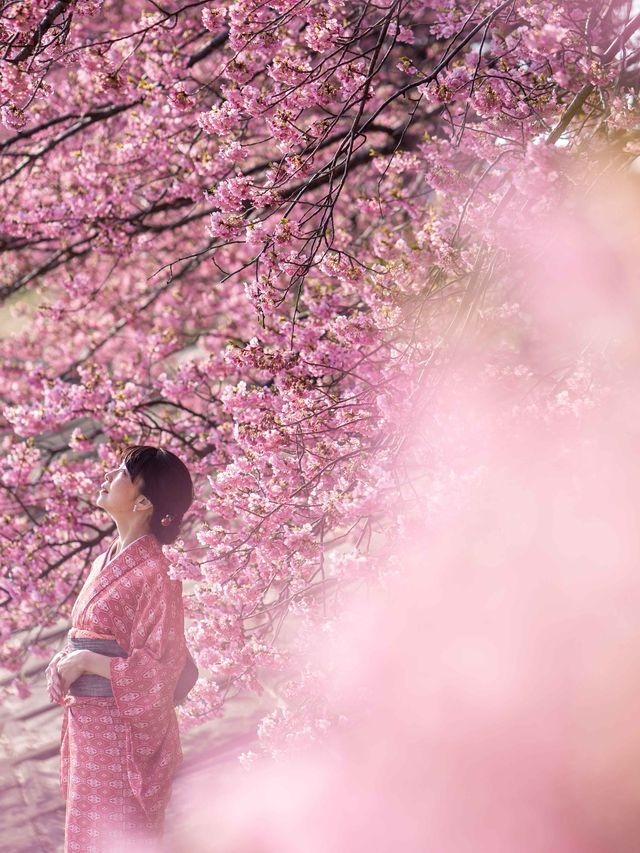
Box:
(160, 513), (174, 527)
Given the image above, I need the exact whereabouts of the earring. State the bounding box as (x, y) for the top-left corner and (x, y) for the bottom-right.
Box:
(160, 513), (174, 527)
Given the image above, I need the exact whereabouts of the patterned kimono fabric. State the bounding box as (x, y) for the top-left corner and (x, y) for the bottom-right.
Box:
(60, 534), (186, 853)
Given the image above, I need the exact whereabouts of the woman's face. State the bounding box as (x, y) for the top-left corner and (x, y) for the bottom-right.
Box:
(96, 462), (145, 517)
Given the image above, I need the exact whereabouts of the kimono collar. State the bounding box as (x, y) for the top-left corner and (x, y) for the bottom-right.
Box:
(76, 534), (165, 617)
(103, 533), (164, 577)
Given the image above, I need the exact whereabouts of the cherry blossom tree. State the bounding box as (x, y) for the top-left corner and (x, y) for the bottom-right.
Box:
(1, 0), (639, 745)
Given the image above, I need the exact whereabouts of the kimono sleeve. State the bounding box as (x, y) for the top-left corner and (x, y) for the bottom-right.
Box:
(109, 569), (186, 724)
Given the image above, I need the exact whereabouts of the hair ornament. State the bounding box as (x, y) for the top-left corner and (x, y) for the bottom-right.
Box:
(160, 513), (174, 527)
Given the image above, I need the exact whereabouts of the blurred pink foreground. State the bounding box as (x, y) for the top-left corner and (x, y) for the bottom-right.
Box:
(139, 176), (640, 852)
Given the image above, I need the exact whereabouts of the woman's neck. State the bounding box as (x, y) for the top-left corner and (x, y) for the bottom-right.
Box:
(112, 519), (152, 557)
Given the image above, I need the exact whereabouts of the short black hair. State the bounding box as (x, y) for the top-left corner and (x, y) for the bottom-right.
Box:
(121, 445), (194, 545)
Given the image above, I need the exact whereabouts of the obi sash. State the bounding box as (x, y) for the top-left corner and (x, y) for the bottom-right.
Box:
(67, 636), (199, 704)
(67, 636), (126, 697)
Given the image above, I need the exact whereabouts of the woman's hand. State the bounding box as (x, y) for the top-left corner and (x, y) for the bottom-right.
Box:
(45, 650), (67, 704)
(56, 650), (88, 694)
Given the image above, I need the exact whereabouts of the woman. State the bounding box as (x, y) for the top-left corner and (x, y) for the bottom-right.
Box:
(46, 445), (194, 852)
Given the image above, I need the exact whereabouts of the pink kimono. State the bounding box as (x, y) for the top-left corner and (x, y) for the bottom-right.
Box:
(60, 533), (186, 852)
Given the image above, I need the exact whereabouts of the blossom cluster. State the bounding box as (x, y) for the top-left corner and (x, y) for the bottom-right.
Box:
(0, 0), (639, 750)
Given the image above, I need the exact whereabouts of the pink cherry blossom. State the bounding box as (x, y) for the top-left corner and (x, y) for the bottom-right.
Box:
(0, 0), (639, 762)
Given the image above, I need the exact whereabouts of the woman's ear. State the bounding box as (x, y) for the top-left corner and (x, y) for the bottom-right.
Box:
(133, 494), (153, 513)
